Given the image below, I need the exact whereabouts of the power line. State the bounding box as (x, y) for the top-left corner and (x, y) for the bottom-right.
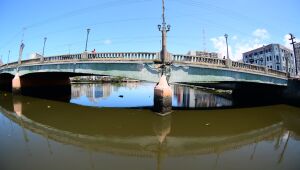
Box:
(0, 0), (154, 51)
(25, 0), (154, 29)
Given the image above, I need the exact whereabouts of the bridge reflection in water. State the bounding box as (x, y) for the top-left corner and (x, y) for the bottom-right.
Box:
(1, 91), (300, 170)
(70, 82), (232, 108)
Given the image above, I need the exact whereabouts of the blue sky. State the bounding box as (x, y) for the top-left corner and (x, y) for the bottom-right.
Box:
(0, 0), (299, 62)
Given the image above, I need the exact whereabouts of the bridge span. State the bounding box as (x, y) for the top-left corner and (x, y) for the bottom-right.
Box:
(0, 51), (296, 114)
(0, 51), (288, 85)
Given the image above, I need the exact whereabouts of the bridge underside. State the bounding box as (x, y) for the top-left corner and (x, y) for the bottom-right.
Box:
(184, 81), (286, 106)
(0, 73), (14, 91)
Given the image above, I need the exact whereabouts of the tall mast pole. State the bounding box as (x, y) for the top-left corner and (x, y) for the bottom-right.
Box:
(158, 0), (170, 64)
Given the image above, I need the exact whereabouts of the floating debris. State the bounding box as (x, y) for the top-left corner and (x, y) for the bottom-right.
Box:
(118, 95), (124, 98)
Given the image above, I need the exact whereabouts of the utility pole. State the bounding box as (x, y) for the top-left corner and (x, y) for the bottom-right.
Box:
(158, 0), (171, 64)
(85, 28), (91, 52)
(18, 28), (26, 65)
(263, 45), (266, 66)
(0, 55), (3, 65)
(224, 34), (229, 60)
(202, 29), (206, 52)
(289, 33), (298, 76)
(42, 37), (47, 56)
(7, 50), (10, 66)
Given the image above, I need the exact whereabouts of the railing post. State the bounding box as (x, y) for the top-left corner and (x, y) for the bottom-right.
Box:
(81, 51), (88, 60)
(226, 58), (232, 68)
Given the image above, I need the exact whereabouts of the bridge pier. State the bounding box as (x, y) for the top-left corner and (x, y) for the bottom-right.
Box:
(153, 75), (172, 116)
(12, 73), (21, 94)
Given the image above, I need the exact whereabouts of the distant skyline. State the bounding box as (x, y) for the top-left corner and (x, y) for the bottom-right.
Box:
(0, 0), (299, 62)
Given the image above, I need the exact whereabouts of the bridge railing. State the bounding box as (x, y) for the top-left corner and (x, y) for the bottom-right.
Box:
(44, 53), (82, 62)
(231, 61), (287, 77)
(231, 61), (266, 72)
(171, 54), (287, 78)
(87, 52), (158, 60)
(172, 54), (226, 67)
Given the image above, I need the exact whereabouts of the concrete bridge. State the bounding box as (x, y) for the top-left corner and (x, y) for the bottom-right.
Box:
(0, 51), (288, 86)
(0, 51), (297, 114)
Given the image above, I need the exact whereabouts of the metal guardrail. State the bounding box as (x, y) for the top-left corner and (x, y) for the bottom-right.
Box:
(0, 52), (287, 78)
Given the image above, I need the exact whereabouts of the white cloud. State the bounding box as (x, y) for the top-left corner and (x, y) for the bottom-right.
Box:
(210, 28), (270, 61)
(103, 39), (112, 45)
(210, 36), (233, 59)
(252, 28), (270, 40)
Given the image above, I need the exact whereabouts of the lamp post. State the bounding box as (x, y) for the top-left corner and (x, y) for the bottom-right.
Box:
(224, 34), (229, 60)
(85, 28), (91, 52)
(7, 50), (10, 66)
(158, 0), (171, 64)
(42, 37), (47, 56)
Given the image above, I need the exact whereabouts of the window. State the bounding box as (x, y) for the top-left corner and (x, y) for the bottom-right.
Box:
(277, 66), (280, 70)
(276, 55), (279, 61)
(270, 56), (272, 61)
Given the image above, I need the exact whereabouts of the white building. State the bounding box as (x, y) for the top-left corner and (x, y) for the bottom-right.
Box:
(242, 44), (296, 75)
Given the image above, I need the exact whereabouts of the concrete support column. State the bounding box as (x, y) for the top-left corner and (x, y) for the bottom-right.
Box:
(153, 75), (172, 116)
(12, 73), (21, 94)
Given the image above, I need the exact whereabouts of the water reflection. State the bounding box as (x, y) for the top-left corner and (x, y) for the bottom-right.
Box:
(70, 83), (232, 108)
(1, 91), (300, 169)
(173, 84), (232, 108)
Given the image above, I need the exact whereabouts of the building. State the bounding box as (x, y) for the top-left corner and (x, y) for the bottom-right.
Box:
(242, 44), (296, 75)
(187, 51), (218, 58)
(294, 42), (300, 75)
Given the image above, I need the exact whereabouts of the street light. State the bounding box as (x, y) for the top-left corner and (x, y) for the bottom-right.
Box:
(85, 28), (91, 52)
(42, 37), (47, 56)
(158, 0), (171, 64)
(224, 34), (229, 60)
(7, 50), (10, 66)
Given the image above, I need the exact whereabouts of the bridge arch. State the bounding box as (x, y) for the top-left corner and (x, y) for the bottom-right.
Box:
(0, 73), (14, 91)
